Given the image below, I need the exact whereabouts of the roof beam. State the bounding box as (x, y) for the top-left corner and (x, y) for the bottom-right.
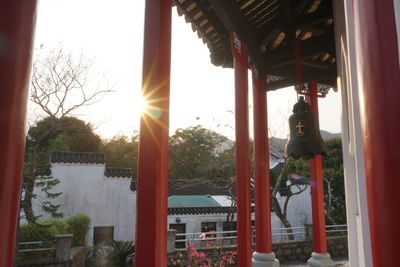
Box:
(295, 0), (311, 16)
(296, 8), (332, 28)
(260, 7), (332, 45)
(208, 0), (267, 76)
(265, 30), (335, 66)
(266, 58), (336, 71)
(265, 70), (337, 91)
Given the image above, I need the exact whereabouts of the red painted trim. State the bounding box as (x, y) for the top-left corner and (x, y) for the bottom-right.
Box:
(352, 0), (400, 265)
(231, 33), (252, 267)
(0, 1), (37, 265)
(135, 1), (171, 266)
(307, 82), (328, 253)
(252, 71), (272, 253)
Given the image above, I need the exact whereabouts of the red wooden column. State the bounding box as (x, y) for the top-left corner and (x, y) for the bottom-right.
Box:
(252, 72), (279, 266)
(135, 0), (171, 266)
(252, 73), (272, 252)
(307, 82), (328, 254)
(0, 1), (38, 266)
(352, 1), (400, 266)
(230, 33), (252, 267)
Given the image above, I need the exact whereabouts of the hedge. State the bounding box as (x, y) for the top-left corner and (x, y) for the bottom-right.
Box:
(17, 214), (91, 261)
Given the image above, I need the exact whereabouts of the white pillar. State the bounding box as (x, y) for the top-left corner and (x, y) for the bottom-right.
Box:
(333, 1), (372, 267)
(393, 0), (400, 62)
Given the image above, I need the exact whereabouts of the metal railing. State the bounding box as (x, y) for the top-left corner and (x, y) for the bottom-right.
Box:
(326, 224), (347, 234)
(174, 224), (347, 248)
(17, 240), (56, 253)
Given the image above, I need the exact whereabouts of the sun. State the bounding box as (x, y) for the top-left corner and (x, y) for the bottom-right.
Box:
(137, 94), (149, 115)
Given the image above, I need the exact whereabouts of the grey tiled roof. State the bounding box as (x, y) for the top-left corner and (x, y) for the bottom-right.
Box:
(169, 206), (255, 215)
(168, 180), (231, 196)
(104, 168), (133, 178)
(50, 152), (106, 164)
(169, 206), (235, 215)
(130, 179), (233, 196)
(269, 137), (286, 160)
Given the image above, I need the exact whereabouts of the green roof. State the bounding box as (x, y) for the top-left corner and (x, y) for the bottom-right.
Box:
(168, 195), (221, 208)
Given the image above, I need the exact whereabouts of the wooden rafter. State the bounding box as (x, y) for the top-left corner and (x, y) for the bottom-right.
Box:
(208, 0), (267, 76)
(260, 6), (332, 45)
(265, 72), (336, 91)
(266, 30), (335, 65)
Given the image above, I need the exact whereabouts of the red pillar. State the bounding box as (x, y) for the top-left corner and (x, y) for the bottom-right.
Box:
(135, 0), (171, 266)
(352, 1), (400, 265)
(231, 33), (252, 267)
(0, 1), (38, 266)
(252, 72), (273, 253)
(308, 82), (328, 254)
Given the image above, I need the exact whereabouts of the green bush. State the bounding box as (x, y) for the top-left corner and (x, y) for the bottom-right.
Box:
(19, 219), (69, 242)
(66, 214), (91, 246)
(17, 220), (69, 261)
(17, 214), (91, 262)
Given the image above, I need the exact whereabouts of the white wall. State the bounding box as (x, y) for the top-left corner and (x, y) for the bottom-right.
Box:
(168, 213), (237, 234)
(272, 186), (312, 241)
(33, 163), (136, 245)
(334, 1), (372, 266)
(32, 163), (312, 246)
(167, 186), (312, 243)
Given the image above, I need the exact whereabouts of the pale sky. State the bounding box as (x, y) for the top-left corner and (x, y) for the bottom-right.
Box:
(31, 0), (341, 140)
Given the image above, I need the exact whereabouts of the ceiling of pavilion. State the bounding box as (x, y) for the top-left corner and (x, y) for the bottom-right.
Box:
(173, 0), (337, 91)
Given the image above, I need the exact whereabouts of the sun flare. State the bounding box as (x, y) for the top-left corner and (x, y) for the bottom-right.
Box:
(137, 94), (149, 115)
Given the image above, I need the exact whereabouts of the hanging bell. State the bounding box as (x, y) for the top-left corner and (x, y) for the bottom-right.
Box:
(285, 96), (328, 159)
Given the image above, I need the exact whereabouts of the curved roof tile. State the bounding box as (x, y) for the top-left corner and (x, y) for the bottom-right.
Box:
(50, 152), (106, 164)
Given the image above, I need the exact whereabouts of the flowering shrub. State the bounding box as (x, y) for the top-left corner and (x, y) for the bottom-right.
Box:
(168, 243), (237, 267)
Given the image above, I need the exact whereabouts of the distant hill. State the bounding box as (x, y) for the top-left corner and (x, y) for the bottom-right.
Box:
(269, 131), (341, 157)
(217, 131), (340, 158)
(320, 130), (341, 140)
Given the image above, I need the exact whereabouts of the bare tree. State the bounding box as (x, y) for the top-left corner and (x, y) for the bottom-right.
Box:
(21, 46), (111, 223)
(271, 158), (308, 240)
(30, 46), (112, 119)
(324, 161), (338, 225)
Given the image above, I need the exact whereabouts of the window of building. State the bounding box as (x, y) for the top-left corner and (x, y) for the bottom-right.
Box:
(201, 222), (217, 239)
(93, 226), (114, 246)
(222, 221), (237, 237)
(169, 223), (186, 248)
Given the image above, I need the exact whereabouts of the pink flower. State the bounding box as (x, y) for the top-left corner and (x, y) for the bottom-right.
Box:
(205, 243), (211, 247)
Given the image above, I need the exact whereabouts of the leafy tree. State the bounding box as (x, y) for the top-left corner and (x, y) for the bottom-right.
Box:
(22, 116), (102, 222)
(27, 116), (102, 158)
(169, 126), (231, 179)
(103, 135), (139, 173)
(322, 138), (346, 224)
(21, 46), (111, 223)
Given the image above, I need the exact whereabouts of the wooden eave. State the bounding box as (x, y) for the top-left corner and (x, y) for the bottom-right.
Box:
(173, 0), (337, 91)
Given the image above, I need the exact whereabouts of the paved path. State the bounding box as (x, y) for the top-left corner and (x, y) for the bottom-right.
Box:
(281, 258), (348, 267)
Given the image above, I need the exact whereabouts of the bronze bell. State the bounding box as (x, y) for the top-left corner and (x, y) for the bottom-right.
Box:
(285, 96), (328, 159)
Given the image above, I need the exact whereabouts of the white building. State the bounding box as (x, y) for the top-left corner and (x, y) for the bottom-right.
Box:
(32, 151), (312, 245)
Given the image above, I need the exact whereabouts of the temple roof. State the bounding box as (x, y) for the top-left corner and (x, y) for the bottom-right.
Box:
(173, 0), (336, 91)
(50, 151), (106, 164)
(104, 167), (133, 178)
